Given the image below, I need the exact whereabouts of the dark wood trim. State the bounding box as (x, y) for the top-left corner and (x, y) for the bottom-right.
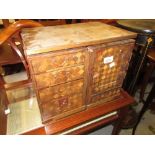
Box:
(0, 88), (7, 134)
(0, 20), (42, 45)
(112, 107), (129, 134)
(0, 74), (9, 109)
(37, 19), (66, 26)
(4, 79), (32, 91)
(66, 114), (118, 135)
(21, 126), (46, 135)
(0, 106), (7, 135)
(2, 19), (10, 28)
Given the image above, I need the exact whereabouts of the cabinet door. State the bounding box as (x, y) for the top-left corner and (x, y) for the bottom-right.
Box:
(87, 40), (135, 106)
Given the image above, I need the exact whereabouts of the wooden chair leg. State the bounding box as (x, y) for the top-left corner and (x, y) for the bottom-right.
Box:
(0, 74), (9, 110)
(112, 107), (129, 135)
(140, 61), (155, 102)
(0, 94), (7, 135)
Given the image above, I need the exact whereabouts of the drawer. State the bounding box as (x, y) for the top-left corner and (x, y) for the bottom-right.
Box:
(38, 79), (84, 103)
(34, 65), (85, 89)
(90, 88), (121, 105)
(30, 50), (86, 74)
(40, 93), (84, 122)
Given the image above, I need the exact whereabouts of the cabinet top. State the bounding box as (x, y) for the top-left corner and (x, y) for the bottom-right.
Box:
(21, 22), (137, 55)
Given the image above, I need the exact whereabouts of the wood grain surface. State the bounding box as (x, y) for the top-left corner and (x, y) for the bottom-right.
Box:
(21, 22), (137, 55)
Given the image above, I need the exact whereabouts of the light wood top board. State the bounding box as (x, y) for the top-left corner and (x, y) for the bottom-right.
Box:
(21, 22), (137, 56)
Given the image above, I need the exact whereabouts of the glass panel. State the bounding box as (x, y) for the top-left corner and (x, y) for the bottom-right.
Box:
(2, 72), (42, 135)
(6, 86), (42, 135)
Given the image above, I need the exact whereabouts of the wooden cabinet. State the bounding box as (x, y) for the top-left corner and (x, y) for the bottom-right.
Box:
(21, 22), (136, 123)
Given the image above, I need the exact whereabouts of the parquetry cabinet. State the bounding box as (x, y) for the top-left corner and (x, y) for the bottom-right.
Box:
(21, 22), (136, 123)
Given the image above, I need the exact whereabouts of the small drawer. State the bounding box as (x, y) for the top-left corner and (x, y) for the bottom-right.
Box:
(34, 65), (85, 89)
(40, 93), (84, 122)
(30, 50), (86, 74)
(38, 79), (84, 103)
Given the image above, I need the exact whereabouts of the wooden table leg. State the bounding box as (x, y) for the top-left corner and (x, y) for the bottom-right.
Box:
(112, 107), (129, 135)
(0, 95), (7, 135)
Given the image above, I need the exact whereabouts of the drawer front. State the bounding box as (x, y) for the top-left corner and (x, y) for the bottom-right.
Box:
(40, 93), (84, 122)
(30, 50), (86, 74)
(38, 79), (84, 103)
(92, 43), (133, 94)
(90, 88), (121, 106)
(34, 65), (85, 89)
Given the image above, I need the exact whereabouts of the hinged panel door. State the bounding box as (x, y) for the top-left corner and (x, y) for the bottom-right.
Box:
(87, 40), (135, 107)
